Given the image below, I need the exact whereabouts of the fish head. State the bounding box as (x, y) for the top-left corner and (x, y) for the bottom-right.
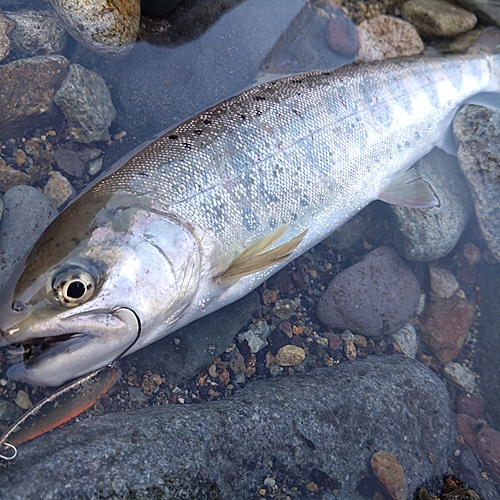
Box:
(0, 192), (201, 386)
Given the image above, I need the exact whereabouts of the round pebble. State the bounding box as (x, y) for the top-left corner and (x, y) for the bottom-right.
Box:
(371, 451), (409, 500)
(44, 171), (75, 208)
(275, 345), (305, 367)
(14, 389), (33, 410)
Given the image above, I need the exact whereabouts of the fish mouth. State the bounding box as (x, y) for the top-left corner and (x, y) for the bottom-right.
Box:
(14, 332), (85, 363)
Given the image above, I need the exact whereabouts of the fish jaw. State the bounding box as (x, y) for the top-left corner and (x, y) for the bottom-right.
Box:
(5, 307), (140, 386)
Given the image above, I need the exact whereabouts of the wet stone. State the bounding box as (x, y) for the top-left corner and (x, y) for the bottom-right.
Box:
(275, 344), (305, 366)
(429, 263), (459, 299)
(455, 394), (484, 420)
(0, 185), (57, 289)
(421, 296), (474, 364)
(443, 362), (476, 393)
(238, 319), (270, 354)
(6, 8), (67, 58)
(454, 106), (500, 261)
(0, 398), (21, 421)
(391, 323), (418, 358)
(0, 159), (29, 192)
(0, 356), (455, 499)
(50, 0), (140, 57)
(14, 389), (33, 410)
(54, 64), (116, 144)
(43, 171), (75, 208)
(0, 55), (69, 140)
(388, 148), (473, 262)
(317, 247), (421, 336)
(52, 149), (88, 178)
(371, 451), (409, 500)
(358, 15), (424, 62)
(455, 0), (500, 27)
(402, 0), (477, 38)
(325, 11), (359, 56)
(343, 340), (356, 361)
(272, 298), (297, 320)
(0, 10), (13, 62)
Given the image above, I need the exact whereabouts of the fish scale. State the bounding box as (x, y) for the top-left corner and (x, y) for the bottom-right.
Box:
(1, 29), (500, 386)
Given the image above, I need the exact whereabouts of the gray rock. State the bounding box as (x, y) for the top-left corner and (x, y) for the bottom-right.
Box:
(131, 291), (260, 385)
(52, 148), (88, 178)
(317, 246), (421, 336)
(454, 105), (500, 261)
(5, 8), (67, 59)
(0, 55), (69, 140)
(443, 362), (476, 393)
(0, 356), (455, 500)
(0, 398), (21, 421)
(391, 323), (418, 358)
(238, 318), (270, 353)
(456, 0), (500, 28)
(457, 449), (500, 500)
(54, 63), (116, 143)
(388, 148), (473, 262)
(0, 186), (57, 290)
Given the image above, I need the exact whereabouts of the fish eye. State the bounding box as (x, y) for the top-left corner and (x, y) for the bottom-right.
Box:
(53, 269), (95, 307)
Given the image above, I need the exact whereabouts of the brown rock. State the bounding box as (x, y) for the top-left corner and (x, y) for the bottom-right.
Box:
(0, 55), (69, 140)
(325, 12), (359, 55)
(456, 413), (500, 483)
(0, 161), (29, 192)
(421, 297), (475, 364)
(455, 394), (484, 420)
(43, 171), (75, 208)
(358, 15), (424, 62)
(275, 345), (305, 367)
(402, 0), (477, 38)
(371, 451), (409, 500)
(0, 11), (13, 62)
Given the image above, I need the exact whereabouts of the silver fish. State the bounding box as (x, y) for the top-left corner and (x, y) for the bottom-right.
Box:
(1, 29), (500, 386)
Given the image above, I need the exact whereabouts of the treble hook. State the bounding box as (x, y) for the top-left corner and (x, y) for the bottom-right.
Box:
(0, 442), (17, 460)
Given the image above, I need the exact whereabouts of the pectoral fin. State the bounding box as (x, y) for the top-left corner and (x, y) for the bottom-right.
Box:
(379, 168), (440, 208)
(216, 223), (307, 283)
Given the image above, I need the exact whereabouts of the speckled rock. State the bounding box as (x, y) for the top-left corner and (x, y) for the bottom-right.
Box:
(0, 55), (69, 140)
(5, 8), (67, 58)
(0, 356), (456, 500)
(388, 148), (473, 262)
(49, 0), (140, 57)
(454, 105), (500, 261)
(0, 398), (21, 421)
(391, 323), (418, 358)
(0, 159), (29, 192)
(358, 15), (424, 62)
(132, 291), (260, 385)
(275, 344), (305, 366)
(0, 10), (13, 61)
(0, 186), (57, 290)
(443, 362), (476, 393)
(317, 247), (421, 336)
(456, 449), (500, 500)
(371, 451), (409, 500)
(434, 28), (483, 53)
(43, 171), (75, 208)
(238, 319), (271, 354)
(54, 63), (116, 143)
(421, 297), (474, 364)
(429, 263), (459, 299)
(402, 0), (477, 38)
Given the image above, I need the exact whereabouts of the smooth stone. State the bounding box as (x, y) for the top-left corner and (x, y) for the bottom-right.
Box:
(275, 344), (305, 366)
(0, 159), (29, 192)
(370, 451), (408, 500)
(54, 63), (116, 143)
(325, 11), (359, 56)
(317, 247), (421, 336)
(0, 356), (456, 499)
(0, 10), (13, 61)
(402, 0), (477, 38)
(5, 8), (67, 58)
(131, 291), (260, 385)
(456, 449), (500, 500)
(0, 398), (21, 421)
(358, 15), (424, 62)
(0, 55), (69, 140)
(433, 28), (482, 53)
(454, 105), (500, 261)
(388, 148), (473, 262)
(49, 0), (140, 57)
(455, 0), (500, 27)
(0, 186), (58, 290)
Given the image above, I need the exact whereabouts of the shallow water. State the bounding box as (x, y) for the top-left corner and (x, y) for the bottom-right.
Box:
(0, 0), (500, 498)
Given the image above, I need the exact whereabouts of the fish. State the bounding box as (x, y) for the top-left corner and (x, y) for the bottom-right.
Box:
(1, 28), (500, 386)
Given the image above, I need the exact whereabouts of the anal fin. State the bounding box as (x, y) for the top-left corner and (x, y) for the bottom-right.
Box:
(379, 168), (440, 208)
(215, 223), (307, 284)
